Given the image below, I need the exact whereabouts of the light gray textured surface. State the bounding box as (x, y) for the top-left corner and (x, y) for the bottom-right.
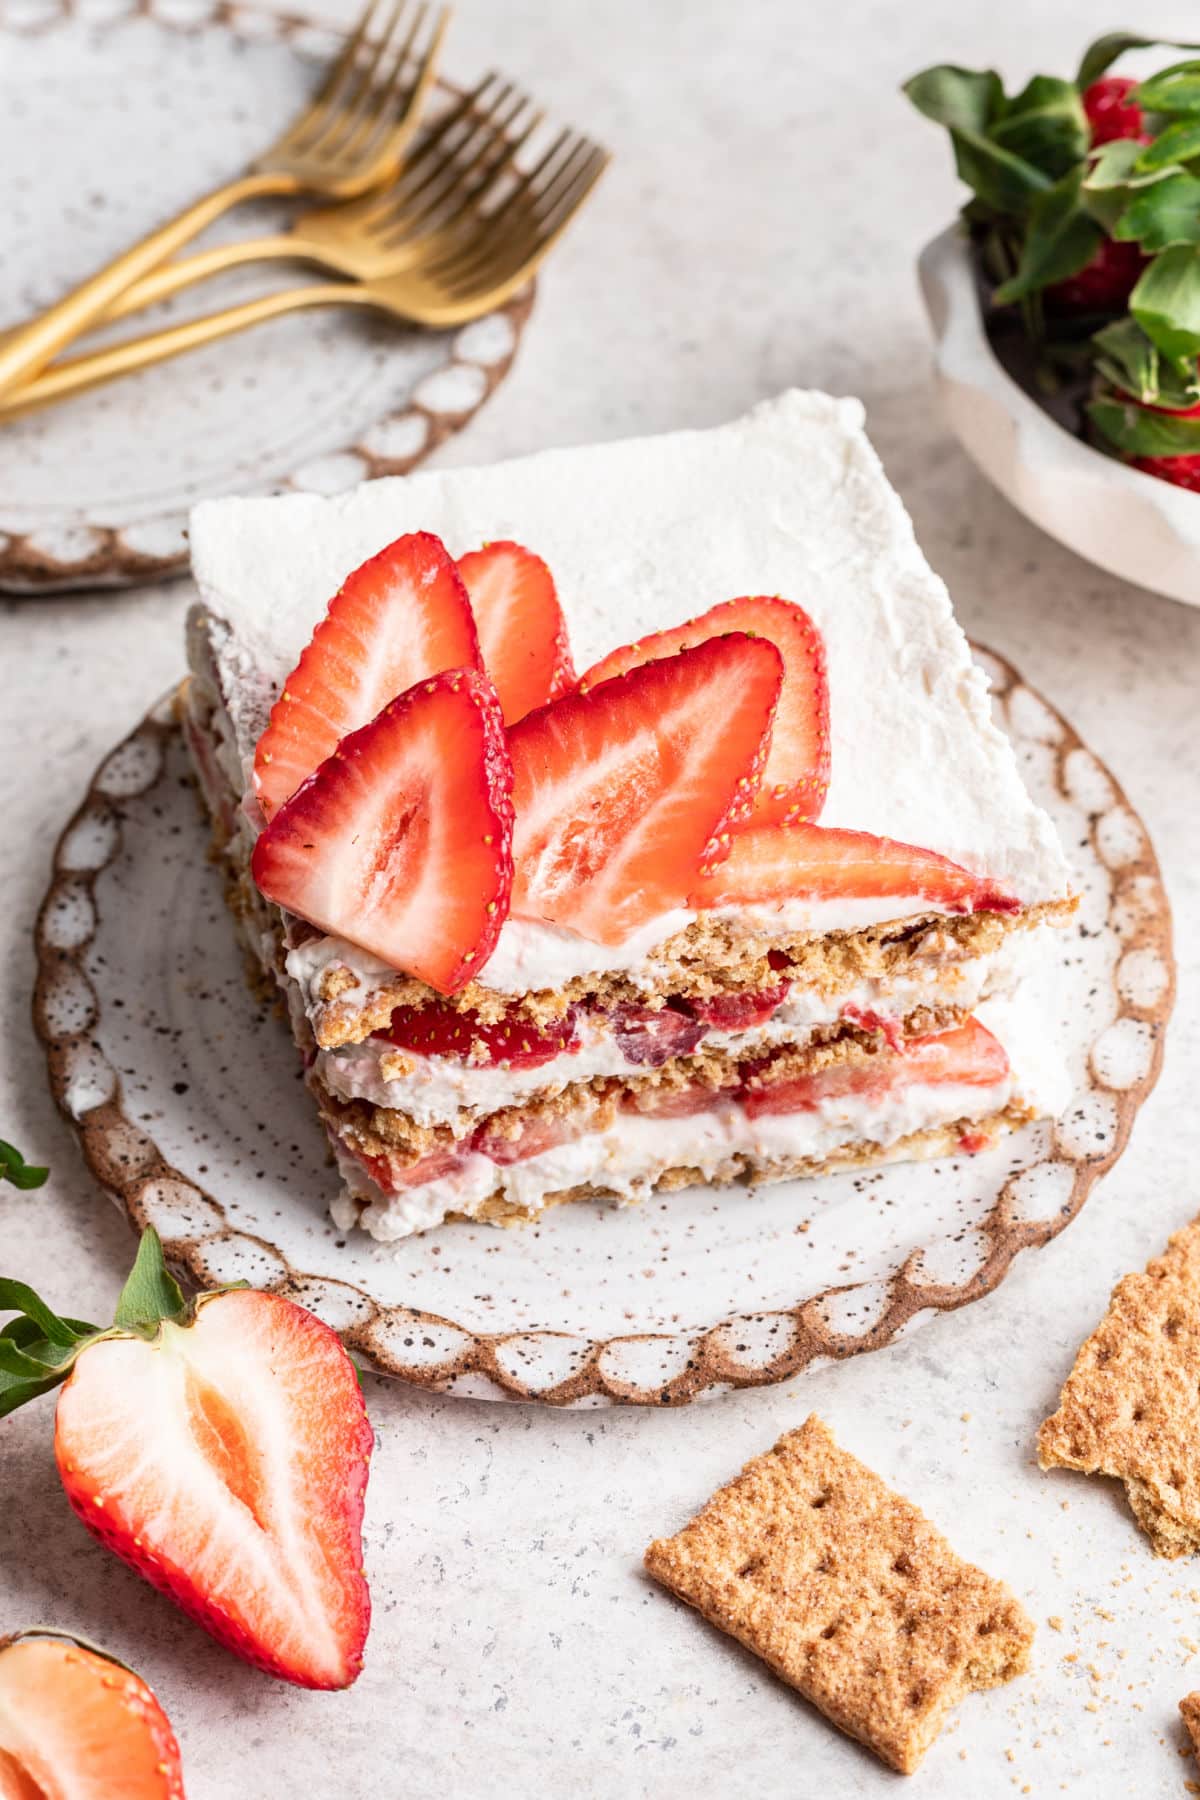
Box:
(2, 1), (1200, 1794)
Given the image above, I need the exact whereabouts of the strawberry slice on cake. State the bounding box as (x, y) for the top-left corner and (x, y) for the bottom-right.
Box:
(253, 666), (514, 995)
(509, 632), (783, 943)
(457, 539), (576, 724)
(578, 595), (830, 824)
(253, 530), (479, 821)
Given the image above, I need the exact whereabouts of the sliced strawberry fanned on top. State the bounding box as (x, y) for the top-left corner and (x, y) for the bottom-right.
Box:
(578, 595), (830, 824)
(456, 540), (576, 725)
(689, 821), (1020, 916)
(253, 667), (514, 995)
(508, 633), (783, 945)
(253, 531), (480, 821)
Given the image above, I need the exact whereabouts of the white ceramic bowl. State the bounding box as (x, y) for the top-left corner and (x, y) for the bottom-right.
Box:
(918, 225), (1200, 609)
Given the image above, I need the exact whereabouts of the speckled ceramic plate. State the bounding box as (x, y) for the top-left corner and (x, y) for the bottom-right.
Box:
(33, 648), (1174, 1405)
(0, 0), (532, 593)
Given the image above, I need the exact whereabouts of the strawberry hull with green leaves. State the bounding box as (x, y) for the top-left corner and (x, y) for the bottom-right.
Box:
(1, 1230), (373, 1690)
(906, 31), (1200, 492)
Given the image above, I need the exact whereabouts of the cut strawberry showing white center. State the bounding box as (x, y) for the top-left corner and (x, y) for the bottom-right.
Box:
(253, 530), (480, 822)
(456, 540), (576, 725)
(578, 594), (830, 824)
(690, 822), (1019, 914)
(253, 667), (514, 995)
(508, 632), (783, 944)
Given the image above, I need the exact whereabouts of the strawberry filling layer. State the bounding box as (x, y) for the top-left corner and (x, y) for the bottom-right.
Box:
(348, 1018), (1009, 1195)
(371, 976), (899, 1075)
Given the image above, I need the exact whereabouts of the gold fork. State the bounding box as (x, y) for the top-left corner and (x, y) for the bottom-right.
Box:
(0, 90), (609, 419)
(0, 0), (449, 401)
(3, 76), (540, 339)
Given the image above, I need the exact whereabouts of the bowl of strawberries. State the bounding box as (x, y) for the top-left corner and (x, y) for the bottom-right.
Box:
(910, 30), (1200, 606)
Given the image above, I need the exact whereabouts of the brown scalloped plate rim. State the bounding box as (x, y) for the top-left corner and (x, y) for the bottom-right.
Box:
(0, 0), (534, 594)
(32, 646), (1176, 1404)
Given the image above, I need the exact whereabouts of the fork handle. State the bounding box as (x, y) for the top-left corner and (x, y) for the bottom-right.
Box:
(0, 169), (296, 400)
(0, 282), (374, 420)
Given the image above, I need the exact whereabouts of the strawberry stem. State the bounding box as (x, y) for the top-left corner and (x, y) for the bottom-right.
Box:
(0, 1228), (191, 1418)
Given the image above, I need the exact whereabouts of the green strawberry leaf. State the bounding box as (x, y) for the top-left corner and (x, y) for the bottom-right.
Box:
(0, 1279), (91, 1348)
(112, 1228), (188, 1335)
(1135, 118), (1200, 172)
(0, 1142), (49, 1191)
(991, 76), (1090, 179)
(1112, 170), (1200, 249)
(949, 127), (1052, 217)
(994, 167), (1103, 303)
(1090, 393), (1200, 455)
(1136, 61), (1200, 116)
(1131, 244), (1200, 362)
(1078, 35), (1200, 89)
(902, 64), (1004, 133)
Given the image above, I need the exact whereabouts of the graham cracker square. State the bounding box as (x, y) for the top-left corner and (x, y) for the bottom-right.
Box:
(1038, 1215), (1200, 1557)
(1181, 1692), (1200, 1756)
(644, 1414), (1034, 1774)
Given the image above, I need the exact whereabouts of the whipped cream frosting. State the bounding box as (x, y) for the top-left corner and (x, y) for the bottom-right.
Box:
(189, 391), (1072, 982)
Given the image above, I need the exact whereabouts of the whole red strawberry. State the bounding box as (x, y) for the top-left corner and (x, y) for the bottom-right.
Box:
(1045, 236), (1147, 315)
(1130, 454), (1200, 492)
(1082, 75), (1146, 145)
(1, 1229), (373, 1690)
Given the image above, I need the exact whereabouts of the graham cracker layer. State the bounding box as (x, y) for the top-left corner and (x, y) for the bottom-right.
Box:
(1038, 1213), (1200, 1558)
(644, 1416), (1034, 1775)
(331, 1103), (1032, 1230)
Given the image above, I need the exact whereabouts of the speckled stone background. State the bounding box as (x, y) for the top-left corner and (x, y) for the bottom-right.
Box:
(3, 2), (1200, 1794)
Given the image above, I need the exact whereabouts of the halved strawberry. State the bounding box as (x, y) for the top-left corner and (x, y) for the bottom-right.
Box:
(841, 1003), (904, 1053)
(684, 979), (792, 1031)
(741, 1017), (1009, 1117)
(508, 634), (783, 944)
(0, 1633), (186, 1800)
(253, 531), (480, 821)
(456, 541), (576, 725)
(689, 822), (1020, 915)
(253, 667), (514, 995)
(379, 999), (581, 1068)
(578, 596), (829, 824)
(1, 1231), (373, 1692)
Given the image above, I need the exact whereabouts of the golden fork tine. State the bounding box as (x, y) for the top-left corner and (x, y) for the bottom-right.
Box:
(436, 128), (581, 270)
(281, 0), (389, 150)
(388, 109), (544, 259)
(439, 140), (604, 288)
(384, 79), (519, 220)
(464, 148), (609, 295)
(347, 2), (438, 160)
(382, 88), (531, 237)
(302, 0), (411, 156)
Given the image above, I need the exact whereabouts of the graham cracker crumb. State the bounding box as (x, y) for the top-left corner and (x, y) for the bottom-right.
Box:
(1038, 1214), (1200, 1557)
(643, 1415), (1033, 1776)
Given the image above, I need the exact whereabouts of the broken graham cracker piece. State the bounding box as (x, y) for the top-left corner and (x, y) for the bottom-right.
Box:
(1182, 1692), (1200, 1756)
(644, 1415), (1034, 1775)
(1038, 1215), (1200, 1558)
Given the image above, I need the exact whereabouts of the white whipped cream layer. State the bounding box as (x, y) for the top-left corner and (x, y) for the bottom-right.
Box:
(317, 926), (1050, 1126)
(329, 986), (1069, 1243)
(189, 388), (1072, 1000)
